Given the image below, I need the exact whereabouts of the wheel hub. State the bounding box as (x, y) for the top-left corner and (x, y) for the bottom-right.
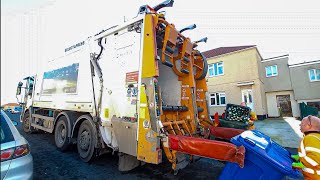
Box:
(80, 131), (90, 150)
(58, 125), (66, 144)
(61, 128), (66, 138)
(24, 117), (29, 128)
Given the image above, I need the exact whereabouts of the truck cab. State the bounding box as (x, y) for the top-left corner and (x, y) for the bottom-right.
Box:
(16, 76), (35, 117)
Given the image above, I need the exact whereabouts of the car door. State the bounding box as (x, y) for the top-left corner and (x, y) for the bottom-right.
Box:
(0, 114), (16, 180)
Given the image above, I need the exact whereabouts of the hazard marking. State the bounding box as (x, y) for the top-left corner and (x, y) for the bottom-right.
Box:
(126, 71), (139, 83)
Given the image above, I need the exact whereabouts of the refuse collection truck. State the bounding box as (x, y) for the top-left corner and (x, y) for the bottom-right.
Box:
(16, 0), (246, 173)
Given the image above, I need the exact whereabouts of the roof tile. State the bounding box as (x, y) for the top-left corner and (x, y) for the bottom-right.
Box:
(202, 45), (256, 59)
(2, 103), (20, 107)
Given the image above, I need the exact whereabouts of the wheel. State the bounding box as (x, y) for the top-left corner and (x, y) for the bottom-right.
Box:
(77, 119), (95, 162)
(22, 112), (32, 133)
(54, 116), (70, 151)
(195, 53), (208, 80)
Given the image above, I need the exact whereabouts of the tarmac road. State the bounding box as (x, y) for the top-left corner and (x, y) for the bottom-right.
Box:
(6, 112), (224, 180)
(6, 112), (303, 180)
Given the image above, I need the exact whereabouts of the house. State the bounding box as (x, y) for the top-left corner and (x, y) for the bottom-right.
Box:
(202, 45), (267, 120)
(261, 55), (299, 117)
(2, 103), (20, 111)
(289, 60), (320, 115)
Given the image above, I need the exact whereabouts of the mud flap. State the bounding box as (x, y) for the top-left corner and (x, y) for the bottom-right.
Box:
(118, 153), (141, 172)
(210, 126), (245, 140)
(169, 135), (245, 168)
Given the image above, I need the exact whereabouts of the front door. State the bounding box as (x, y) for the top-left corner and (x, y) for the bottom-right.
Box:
(242, 89), (254, 111)
(276, 95), (293, 117)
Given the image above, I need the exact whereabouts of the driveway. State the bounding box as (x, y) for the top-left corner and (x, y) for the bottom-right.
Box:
(255, 117), (304, 180)
(255, 117), (303, 148)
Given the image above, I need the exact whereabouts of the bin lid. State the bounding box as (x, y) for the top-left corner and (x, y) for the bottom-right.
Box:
(231, 130), (295, 175)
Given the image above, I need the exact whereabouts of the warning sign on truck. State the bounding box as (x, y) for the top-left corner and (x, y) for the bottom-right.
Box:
(126, 71), (139, 83)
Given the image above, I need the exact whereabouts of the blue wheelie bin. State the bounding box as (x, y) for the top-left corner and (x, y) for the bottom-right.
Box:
(219, 130), (300, 180)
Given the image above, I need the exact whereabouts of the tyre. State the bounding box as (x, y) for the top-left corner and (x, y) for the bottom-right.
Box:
(22, 112), (32, 133)
(54, 116), (70, 151)
(77, 119), (96, 162)
(195, 53), (208, 80)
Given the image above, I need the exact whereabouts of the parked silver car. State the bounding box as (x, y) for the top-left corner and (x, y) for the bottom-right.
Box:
(1, 110), (33, 180)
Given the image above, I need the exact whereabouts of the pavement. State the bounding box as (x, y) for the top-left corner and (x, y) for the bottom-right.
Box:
(255, 117), (303, 148)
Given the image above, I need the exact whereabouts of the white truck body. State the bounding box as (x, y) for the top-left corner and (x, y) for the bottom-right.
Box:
(30, 16), (145, 151)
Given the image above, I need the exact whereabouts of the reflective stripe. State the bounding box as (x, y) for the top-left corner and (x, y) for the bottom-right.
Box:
(302, 167), (314, 174)
(305, 147), (320, 154)
(300, 140), (306, 157)
(299, 134), (320, 157)
(309, 135), (320, 141)
(302, 168), (320, 175)
(304, 156), (319, 166)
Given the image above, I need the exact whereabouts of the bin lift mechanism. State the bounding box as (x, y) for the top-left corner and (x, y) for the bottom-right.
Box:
(93, 0), (246, 172)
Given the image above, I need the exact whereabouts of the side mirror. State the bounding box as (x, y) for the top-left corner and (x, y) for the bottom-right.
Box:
(16, 82), (23, 95)
(28, 83), (33, 95)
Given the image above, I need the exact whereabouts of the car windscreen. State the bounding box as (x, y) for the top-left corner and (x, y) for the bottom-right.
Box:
(0, 114), (14, 144)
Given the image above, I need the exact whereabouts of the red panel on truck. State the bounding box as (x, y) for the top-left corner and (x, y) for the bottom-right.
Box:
(169, 135), (245, 167)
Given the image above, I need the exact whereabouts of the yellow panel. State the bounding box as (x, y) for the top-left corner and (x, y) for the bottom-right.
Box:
(104, 108), (109, 118)
(141, 14), (158, 78)
(137, 85), (161, 164)
(140, 107), (146, 119)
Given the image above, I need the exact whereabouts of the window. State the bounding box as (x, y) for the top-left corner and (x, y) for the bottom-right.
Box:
(265, 65), (278, 77)
(1, 114), (14, 144)
(210, 92), (226, 106)
(208, 62), (224, 77)
(242, 90), (253, 104)
(308, 69), (320, 81)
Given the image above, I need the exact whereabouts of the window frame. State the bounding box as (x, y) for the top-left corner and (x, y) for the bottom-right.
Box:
(308, 69), (320, 82)
(0, 115), (14, 144)
(265, 65), (278, 77)
(208, 62), (224, 77)
(209, 92), (226, 106)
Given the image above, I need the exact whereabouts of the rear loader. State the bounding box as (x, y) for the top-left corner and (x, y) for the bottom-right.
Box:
(16, 0), (245, 174)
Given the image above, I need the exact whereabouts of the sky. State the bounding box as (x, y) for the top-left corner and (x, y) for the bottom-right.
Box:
(1, 0), (320, 105)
